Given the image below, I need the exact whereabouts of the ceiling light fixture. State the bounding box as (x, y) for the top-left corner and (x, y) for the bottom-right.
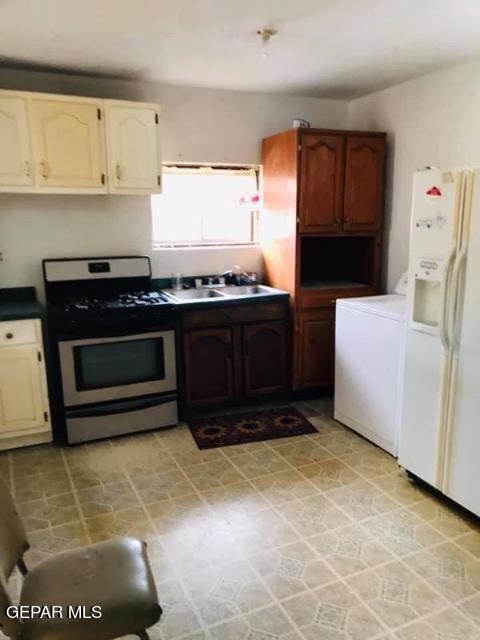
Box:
(256, 28), (277, 59)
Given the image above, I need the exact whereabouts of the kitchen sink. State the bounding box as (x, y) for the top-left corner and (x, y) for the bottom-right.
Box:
(223, 285), (272, 296)
(162, 284), (286, 304)
(165, 288), (226, 300)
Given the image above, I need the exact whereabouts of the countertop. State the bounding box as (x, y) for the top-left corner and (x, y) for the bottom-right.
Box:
(0, 287), (42, 322)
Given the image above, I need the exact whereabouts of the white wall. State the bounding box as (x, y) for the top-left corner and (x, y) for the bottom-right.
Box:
(348, 59), (480, 292)
(0, 68), (349, 296)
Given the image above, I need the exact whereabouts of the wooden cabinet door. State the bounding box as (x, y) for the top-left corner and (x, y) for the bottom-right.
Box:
(243, 322), (288, 398)
(30, 96), (106, 192)
(184, 328), (234, 407)
(0, 345), (46, 433)
(299, 133), (345, 233)
(0, 94), (33, 191)
(105, 100), (161, 193)
(297, 313), (335, 389)
(343, 135), (385, 231)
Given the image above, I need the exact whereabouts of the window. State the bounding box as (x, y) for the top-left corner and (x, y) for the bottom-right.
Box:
(152, 164), (260, 247)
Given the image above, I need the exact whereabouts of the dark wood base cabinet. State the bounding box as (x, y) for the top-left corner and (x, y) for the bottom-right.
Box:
(262, 127), (386, 392)
(296, 310), (335, 390)
(180, 301), (289, 414)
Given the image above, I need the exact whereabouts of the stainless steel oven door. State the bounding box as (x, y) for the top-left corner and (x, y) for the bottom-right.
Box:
(58, 330), (176, 407)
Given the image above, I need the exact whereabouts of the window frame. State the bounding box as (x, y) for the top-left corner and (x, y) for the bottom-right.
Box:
(152, 163), (261, 249)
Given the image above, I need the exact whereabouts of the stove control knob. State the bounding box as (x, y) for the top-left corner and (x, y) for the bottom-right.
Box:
(5, 332), (14, 339)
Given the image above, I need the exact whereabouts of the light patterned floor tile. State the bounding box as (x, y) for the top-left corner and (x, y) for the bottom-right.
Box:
(183, 560), (273, 625)
(456, 531), (480, 559)
(25, 521), (89, 561)
(253, 469), (318, 506)
(277, 493), (352, 537)
(274, 438), (332, 467)
(458, 593), (480, 628)
(14, 468), (71, 503)
(361, 508), (446, 556)
(153, 579), (203, 639)
(68, 453), (128, 489)
(156, 424), (199, 454)
(17, 492), (81, 532)
(198, 480), (269, 517)
(308, 524), (395, 576)
(146, 494), (209, 536)
(209, 604), (298, 640)
(111, 431), (166, 456)
(227, 507), (300, 553)
(123, 449), (179, 478)
(394, 607), (480, 640)
(230, 447), (287, 480)
(326, 481), (399, 521)
(282, 580), (385, 640)
(403, 542), (480, 603)
(11, 445), (64, 477)
(161, 520), (243, 574)
(186, 459), (244, 491)
(6, 398), (480, 640)
(248, 540), (336, 600)
(372, 470), (429, 506)
(299, 458), (363, 492)
(346, 560), (447, 629)
(132, 469), (196, 503)
(85, 507), (155, 542)
(144, 537), (178, 584)
(409, 499), (479, 539)
(310, 425), (372, 457)
(76, 479), (141, 517)
(341, 447), (399, 479)
(170, 446), (225, 469)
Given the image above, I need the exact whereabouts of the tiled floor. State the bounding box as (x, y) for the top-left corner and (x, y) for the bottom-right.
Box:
(1, 398), (479, 640)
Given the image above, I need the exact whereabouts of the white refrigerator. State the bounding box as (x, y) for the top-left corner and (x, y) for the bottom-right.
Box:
(399, 166), (480, 517)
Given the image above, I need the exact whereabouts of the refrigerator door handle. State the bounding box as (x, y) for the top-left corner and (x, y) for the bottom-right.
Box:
(449, 248), (468, 350)
(439, 250), (456, 351)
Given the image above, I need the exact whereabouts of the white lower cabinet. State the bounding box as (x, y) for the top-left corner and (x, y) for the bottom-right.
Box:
(0, 319), (52, 450)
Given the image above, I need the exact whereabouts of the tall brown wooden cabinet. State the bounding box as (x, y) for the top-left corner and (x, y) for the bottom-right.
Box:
(261, 127), (386, 391)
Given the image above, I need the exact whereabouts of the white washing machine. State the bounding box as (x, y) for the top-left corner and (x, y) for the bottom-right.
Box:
(334, 275), (407, 456)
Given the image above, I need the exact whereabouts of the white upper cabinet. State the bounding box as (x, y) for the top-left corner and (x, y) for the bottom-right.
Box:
(0, 90), (161, 195)
(29, 94), (107, 193)
(0, 93), (34, 191)
(105, 100), (161, 193)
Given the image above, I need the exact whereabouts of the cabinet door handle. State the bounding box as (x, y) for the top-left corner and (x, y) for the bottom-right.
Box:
(115, 163), (123, 181)
(24, 161), (31, 177)
(40, 160), (49, 178)
(5, 332), (14, 339)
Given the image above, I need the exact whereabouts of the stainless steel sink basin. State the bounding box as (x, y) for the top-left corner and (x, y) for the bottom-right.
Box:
(162, 284), (286, 303)
(223, 285), (272, 296)
(165, 288), (226, 301)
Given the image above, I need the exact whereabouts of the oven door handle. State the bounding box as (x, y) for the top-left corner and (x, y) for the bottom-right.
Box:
(66, 393), (177, 418)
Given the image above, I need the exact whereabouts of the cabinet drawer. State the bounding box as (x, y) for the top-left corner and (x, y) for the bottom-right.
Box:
(183, 302), (287, 329)
(0, 320), (38, 347)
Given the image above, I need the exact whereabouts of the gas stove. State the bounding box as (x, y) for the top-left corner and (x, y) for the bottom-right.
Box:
(44, 258), (175, 334)
(43, 257), (178, 445)
(63, 290), (170, 313)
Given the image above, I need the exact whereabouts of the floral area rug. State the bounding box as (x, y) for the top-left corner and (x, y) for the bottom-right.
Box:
(187, 407), (317, 449)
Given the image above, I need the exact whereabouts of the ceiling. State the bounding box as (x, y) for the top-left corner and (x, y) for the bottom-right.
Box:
(1, 0), (480, 99)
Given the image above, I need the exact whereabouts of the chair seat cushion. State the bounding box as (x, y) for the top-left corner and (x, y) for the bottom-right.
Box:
(20, 537), (161, 640)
